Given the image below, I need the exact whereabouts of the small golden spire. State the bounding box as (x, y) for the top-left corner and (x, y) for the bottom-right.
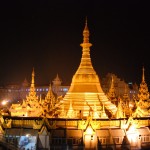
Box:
(111, 75), (114, 87)
(31, 67), (35, 85)
(80, 17), (92, 48)
(142, 66), (145, 82)
(83, 17), (89, 43)
(138, 65), (149, 101)
(85, 16), (87, 26)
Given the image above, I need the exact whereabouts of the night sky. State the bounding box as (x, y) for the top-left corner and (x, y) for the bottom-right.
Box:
(0, 1), (150, 87)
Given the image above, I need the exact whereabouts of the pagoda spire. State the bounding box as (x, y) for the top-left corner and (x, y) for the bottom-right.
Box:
(26, 68), (38, 103)
(67, 100), (75, 118)
(133, 66), (150, 117)
(142, 66), (145, 82)
(52, 73), (62, 86)
(115, 98), (124, 119)
(29, 68), (36, 96)
(61, 19), (117, 119)
(75, 17), (96, 76)
(31, 68), (35, 88)
(107, 75), (116, 99)
(137, 66), (149, 101)
(80, 17), (92, 48)
(45, 83), (56, 109)
(123, 83), (129, 106)
(107, 76), (117, 105)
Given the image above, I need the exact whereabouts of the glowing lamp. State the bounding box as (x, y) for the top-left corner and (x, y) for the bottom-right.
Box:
(86, 125), (93, 134)
(126, 124), (139, 146)
(84, 125), (95, 135)
(1, 100), (8, 105)
(84, 125), (96, 142)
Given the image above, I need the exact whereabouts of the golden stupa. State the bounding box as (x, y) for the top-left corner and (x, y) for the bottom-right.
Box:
(60, 19), (117, 118)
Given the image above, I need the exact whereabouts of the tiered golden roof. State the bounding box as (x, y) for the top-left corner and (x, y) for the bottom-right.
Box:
(25, 68), (39, 104)
(107, 75), (118, 106)
(133, 66), (150, 117)
(138, 66), (149, 101)
(107, 76), (116, 99)
(9, 69), (58, 117)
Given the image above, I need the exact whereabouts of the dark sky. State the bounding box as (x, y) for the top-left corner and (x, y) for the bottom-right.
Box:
(0, 0), (150, 87)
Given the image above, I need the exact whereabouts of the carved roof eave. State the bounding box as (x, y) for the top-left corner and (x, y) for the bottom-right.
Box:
(1, 116), (150, 131)
(1, 116), (57, 130)
(38, 125), (49, 135)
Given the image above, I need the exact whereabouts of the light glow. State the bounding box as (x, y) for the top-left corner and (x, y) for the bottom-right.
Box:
(84, 125), (95, 135)
(126, 124), (139, 146)
(1, 100), (8, 106)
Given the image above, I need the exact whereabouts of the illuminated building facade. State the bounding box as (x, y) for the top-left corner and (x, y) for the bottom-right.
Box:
(0, 74), (70, 105)
(0, 74), (138, 106)
(0, 20), (150, 150)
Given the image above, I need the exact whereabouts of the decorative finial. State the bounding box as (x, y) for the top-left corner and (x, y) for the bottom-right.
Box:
(31, 67), (35, 85)
(32, 67), (35, 76)
(83, 17), (89, 40)
(80, 16), (92, 48)
(85, 16), (87, 27)
(110, 75), (114, 89)
(142, 66), (145, 82)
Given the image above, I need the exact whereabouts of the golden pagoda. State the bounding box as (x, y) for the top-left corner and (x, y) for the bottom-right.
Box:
(9, 68), (62, 118)
(133, 66), (150, 117)
(107, 75), (118, 105)
(9, 68), (43, 117)
(137, 66), (149, 101)
(60, 19), (117, 118)
(1, 20), (150, 150)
